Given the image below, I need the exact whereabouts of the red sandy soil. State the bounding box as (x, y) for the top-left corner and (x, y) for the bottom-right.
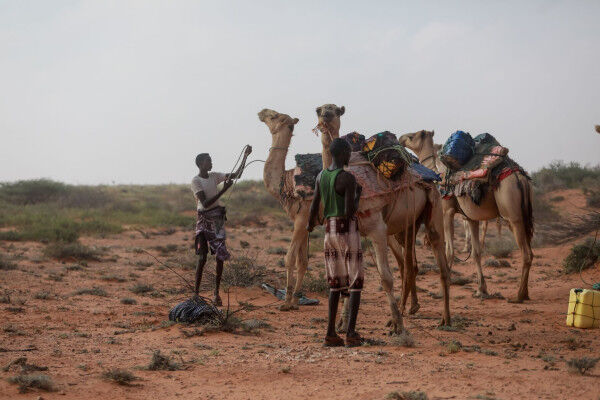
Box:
(1, 217), (599, 399)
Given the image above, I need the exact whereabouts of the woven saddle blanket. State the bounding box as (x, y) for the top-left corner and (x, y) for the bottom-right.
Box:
(446, 133), (509, 185)
(292, 152), (433, 200)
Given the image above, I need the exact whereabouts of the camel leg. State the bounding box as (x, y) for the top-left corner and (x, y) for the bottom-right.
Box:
(443, 207), (456, 270)
(462, 218), (471, 253)
(279, 219), (303, 311)
(291, 229), (309, 309)
(507, 220), (533, 302)
(425, 194), (451, 326)
(481, 220), (489, 251)
(388, 236), (419, 315)
(467, 219), (488, 297)
(397, 231), (416, 318)
(368, 220), (403, 334)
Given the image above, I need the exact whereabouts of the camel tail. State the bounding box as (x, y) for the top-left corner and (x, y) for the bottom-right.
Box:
(516, 173), (534, 243)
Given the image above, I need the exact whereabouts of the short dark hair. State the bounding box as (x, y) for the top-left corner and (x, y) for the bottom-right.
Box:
(329, 138), (351, 157)
(195, 153), (210, 168)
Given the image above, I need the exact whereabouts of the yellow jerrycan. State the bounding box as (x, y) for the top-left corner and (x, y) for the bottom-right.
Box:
(566, 288), (600, 329)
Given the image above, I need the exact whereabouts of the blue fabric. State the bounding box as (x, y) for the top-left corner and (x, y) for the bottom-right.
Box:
(409, 161), (441, 182)
(441, 131), (475, 170)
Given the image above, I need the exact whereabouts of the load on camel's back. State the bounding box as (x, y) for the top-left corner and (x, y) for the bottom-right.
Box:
(292, 131), (438, 199)
(439, 131), (526, 206)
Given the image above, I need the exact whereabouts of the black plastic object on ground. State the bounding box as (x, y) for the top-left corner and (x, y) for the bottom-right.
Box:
(169, 296), (223, 323)
(261, 283), (320, 305)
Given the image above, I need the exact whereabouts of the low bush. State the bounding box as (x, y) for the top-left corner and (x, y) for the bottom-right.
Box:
(563, 238), (600, 274)
(43, 242), (103, 260)
(146, 350), (181, 371)
(8, 374), (56, 393)
(485, 238), (515, 258)
(391, 331), (415, 348)
(102, 368), (139, 386)
(73, 287), (107, 297)
(0, 255), (17, 270)
(222, 256), (266, 287)
(302, 271), (328, 295)
(566, 357), (598, 375)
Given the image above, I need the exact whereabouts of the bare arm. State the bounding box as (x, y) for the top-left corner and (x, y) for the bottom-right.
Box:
(307, 172), (322, 232)
(196, 180), (234, 209)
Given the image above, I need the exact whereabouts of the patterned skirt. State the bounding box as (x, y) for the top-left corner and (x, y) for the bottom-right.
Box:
(195, 206), (231, 262)
(324, 217), (364, 291)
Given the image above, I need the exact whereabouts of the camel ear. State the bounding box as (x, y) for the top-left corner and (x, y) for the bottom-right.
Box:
(431, 130), (435, 137)
(315, 107), (322, 116)
(337, 106), (345, 116)
(293, 118), (299, 124)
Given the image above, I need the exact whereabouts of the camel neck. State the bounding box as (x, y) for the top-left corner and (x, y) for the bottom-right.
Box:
(418, 144), (438, 172)
(263, 131), (291, 199)
(320, 123), (340, 170)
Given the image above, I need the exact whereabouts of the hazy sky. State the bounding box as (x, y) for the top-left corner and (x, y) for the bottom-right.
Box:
(1, 0), (598, 184)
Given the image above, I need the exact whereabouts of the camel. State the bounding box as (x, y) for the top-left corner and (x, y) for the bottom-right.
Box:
(595, 125), (600, 134)
(258, 108), (451, 331)
(399, 130), (534, 302)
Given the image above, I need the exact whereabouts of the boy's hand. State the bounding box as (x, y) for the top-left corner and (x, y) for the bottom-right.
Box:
(306, 223), (314, 233)
(224, 179), (234, 189)
(244, 145), (253, 156)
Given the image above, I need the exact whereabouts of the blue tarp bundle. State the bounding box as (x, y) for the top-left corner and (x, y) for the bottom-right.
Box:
(441, 131), (475, 170)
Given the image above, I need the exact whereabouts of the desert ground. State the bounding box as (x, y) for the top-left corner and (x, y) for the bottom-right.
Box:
(0, 177), (599, 400)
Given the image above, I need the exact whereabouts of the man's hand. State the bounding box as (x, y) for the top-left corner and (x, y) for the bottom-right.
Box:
(224, 179), (234, 190)
(306, 223), (314, 233)
(244, 145), (253, 156)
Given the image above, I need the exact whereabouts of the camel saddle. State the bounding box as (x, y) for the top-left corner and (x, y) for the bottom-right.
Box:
(292, 152), (437, 200)
(442, 133), (528, 205)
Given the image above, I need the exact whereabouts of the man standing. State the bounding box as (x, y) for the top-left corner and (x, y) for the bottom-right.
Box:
(192, 146), (252, 306)
(307, 138), (363, 347)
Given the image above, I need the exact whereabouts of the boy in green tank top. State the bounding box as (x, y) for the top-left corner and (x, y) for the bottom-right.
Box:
(308, 138), (364, 347)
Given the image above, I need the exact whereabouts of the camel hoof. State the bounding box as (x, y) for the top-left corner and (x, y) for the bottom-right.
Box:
(408, 303), (421, 315)
(386, 320), (402, 335)
(438, 317), (451, 327)
(507, 297), (525, 304)
(289, 304), (299, 311)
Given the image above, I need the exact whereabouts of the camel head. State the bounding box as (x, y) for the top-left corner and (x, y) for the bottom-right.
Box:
(595, 125), (600, 134)
(315, 104), (345, 138)
(258, 108), (299, 139)
(398, 130), (435, 156)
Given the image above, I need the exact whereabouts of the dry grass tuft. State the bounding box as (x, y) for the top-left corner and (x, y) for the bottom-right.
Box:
(8, 374), (56, 393)
(146, 350), (181, 371)
(102, 368), (140, 385)
(566, 357), (598, 375)
(391, 330), (415, 347)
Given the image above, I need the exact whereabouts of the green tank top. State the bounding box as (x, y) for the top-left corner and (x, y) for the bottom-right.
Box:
(320, 168), (346, 218)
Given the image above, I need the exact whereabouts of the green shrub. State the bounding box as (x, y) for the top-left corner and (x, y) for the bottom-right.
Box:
(0, 179), (68, 205)
(386, 391), (428, 400)
(130, 283), (155, 294)
(222, 256), (266, 287)
(7, 374), (56, 393)
(0, 255), (17, 270)
(120, 298), (137, 305)
(532, 161), (600, 192)
(486, 238), (515, 258)
(43, 242), (102, 260)
(563, 238), (600, 274)
(102, 368), (139, 385)
(391, 331), (415, 347)
(73, 287), (108, 297)
(586, 191), (600, 208)
(566, 357), (598, 375)
(302, 271), (328, 295)
(146, 350), (181, 371)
